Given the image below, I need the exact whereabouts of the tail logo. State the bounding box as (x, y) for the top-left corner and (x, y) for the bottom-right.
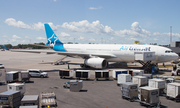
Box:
(48, 33), (62, 46)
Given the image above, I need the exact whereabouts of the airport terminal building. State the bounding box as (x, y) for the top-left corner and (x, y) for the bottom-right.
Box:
(169, 41), (180, 56)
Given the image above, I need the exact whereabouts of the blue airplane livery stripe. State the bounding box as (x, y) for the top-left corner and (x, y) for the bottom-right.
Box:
(53, 45), (66, 52)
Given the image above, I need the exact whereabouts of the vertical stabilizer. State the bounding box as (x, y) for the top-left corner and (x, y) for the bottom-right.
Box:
(44, 23), (63, 45)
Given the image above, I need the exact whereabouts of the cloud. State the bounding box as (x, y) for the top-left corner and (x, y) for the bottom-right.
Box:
(89, 6), (103, 10)
(13, 35), (21, 39)
(36, 37), (46, 40)
(153, 32), (180, 37)
(3, 35), (7, 37)
(61, 20), (151, 37)
(78, 36), (85, 40)
(25, 36), (30, 38)
(110, 37), (114, 40)
(89, 38), (95, 42)
(32, 22), (59, 31)
(58, 32), (70, 37)
(5, 18), (59, 31)
(62, 20), (114, 35)
(5, 18), (31, 29)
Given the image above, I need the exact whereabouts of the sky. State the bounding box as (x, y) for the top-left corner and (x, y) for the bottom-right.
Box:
(0, 0), (180, 45)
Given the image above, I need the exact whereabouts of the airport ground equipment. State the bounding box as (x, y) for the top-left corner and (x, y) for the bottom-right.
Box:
(95, 70), (110, 80)
(129, 69), (144, 76)
(138, 86), (160, 107)
(132, 76), (148, 87)
(75, 70), (91, 79)
(171, 67), (180, 76)
(59, 69), (75, 79)
(0, 64), (5, 77)
(121, 82), (138, 102)
(117, 74), (131, 86)
(40, 92), (57, 108)
(53, 55), (67, 65)
(70, 80), (83, 92)
(0, 90), (21, 108)
(28, 69), (48, 78)
(166, 83), (180, 102)
(20, 71), (30, 82)
(63, 81), (70, 88)
(112, 69), (128, 79)
(21, 95), (39, 106)
(7, 83), (25, 96)
(5, 71), (19, 83)
(19, 105), (38, 108)
(142, 74), (152, 80)
(148, 79), (165, 95)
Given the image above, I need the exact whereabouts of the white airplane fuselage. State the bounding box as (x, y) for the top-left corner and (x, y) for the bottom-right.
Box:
(54, 44), (178, 63)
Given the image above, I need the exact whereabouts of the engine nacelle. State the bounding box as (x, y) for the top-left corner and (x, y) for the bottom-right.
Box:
(84, 58), (107, 69)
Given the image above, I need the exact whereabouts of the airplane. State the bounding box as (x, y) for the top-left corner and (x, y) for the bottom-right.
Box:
(11, 23), (179, 72)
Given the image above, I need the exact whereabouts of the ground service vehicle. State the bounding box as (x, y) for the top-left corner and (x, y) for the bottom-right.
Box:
(28, 69), (48, 78)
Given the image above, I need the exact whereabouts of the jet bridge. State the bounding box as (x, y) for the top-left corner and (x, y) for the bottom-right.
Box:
(134, 52), (156, 73)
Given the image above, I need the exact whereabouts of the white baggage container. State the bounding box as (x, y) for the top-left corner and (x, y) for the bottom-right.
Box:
(166, 83), (180, 99)
(6, 71), (19, 83)
(139, 87), (159, 105)
(142, 74), (152, 80)
(59, 69), (75, 78)
(129, 69), (144, 76)
(117, 74), (131, 86)
(95, 70), (110, 80)
(21, 71), (30, 82)
(132, 76), (147, 87)
(75, 70), (91, 79)
(112, 69), (128, 79)
(70, 80), (83, 92)
(7, 83), (25, 96)
(149, 79), (165, 89)
(148, 79), (165, 94)
(21, 95), (39, 106)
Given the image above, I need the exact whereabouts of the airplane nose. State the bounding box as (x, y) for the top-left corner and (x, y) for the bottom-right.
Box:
(174, 53), (179, 60)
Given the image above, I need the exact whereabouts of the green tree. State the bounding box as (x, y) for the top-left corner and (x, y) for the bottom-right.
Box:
(4, 44), (12, 49)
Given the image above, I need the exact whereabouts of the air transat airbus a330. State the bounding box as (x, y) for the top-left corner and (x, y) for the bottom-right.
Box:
(12, 23), (179, 69)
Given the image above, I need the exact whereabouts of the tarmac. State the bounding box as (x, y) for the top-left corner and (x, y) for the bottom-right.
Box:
(0, 50), (180, 108)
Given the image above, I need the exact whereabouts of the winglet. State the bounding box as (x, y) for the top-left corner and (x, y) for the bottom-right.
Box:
(44, 23), (63, 45)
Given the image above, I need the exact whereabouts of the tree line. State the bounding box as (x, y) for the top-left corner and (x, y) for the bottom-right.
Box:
(2, 42), (46, 49)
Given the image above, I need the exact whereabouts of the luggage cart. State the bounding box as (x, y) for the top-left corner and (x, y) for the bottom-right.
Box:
(40, 92), (57, 108)
(138, 100), (161, 108)
(166, 83), (180, 102)
(121, 82), (138, 102)
(138, 86), (161, 108)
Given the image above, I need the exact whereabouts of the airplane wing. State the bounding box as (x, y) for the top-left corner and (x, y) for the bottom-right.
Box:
(11, 49), (116, 59)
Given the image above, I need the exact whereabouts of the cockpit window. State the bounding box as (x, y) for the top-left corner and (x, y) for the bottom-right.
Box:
(165, 50), (174, 53)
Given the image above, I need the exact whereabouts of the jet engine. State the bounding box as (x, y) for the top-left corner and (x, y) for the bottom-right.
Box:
(84, 58), (107, 69)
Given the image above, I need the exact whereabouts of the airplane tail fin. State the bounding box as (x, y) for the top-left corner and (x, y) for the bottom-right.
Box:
(1, 45), (9, 50)
(44, 23), (63, 45)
